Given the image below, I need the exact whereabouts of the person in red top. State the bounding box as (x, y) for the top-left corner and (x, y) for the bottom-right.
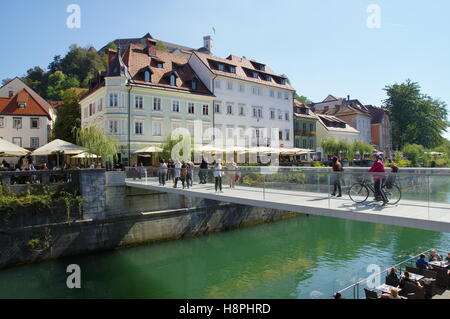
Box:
(368, 153), (388, 205)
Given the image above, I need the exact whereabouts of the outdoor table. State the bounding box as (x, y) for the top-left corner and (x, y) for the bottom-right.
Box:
(376, 284), (402, 294)
(405, 273), (424, 281)
(429, 261), (449, 268)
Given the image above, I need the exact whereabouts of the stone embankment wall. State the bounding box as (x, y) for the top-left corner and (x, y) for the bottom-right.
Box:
(0, 171), (302, 269)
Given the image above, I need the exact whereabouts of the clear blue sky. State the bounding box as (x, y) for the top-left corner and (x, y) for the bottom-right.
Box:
(1, 0), (449, 137)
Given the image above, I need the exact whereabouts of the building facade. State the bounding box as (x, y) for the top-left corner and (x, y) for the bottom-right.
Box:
(293, 100), (317, 150)
(312, 95), (372, 144)
(80, 39), (215, 164)
(188, 52), (295, 149)
(0, 78), (55, 150)
(367, 105), (393, 157)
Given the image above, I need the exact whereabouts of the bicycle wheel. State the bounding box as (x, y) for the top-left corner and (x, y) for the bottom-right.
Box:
(348, 183), (370, 203)
(385, 184), (401, 205)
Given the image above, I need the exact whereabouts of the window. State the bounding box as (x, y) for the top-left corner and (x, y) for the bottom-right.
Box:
(89, 103), (93, 116)
(238, 104), (245, 116)
(170, 74), (176, 86)
(135, 96), (143, 109)
(109, 93), (118, 107)
(284, 93), (289, 100)
(285, 112), (289, 121)
(98, 98), (103, 112)
(257, 87), (262, 96)
(188, 102), (195, 114)
(0, 117), (4, 128)
(153, 97), (161, 111)
(192, 78), (197, 90)
(13, 117), (22, 129)
(18, 103), (25, 108)
(227, 104), (233, 115)
(30, 137), (39, 148)
(152, 121), (162, 136)
(252, 72), (259, 79)
(310, 123), (314, 132)
(109, 120), (119, 134)
(280, 78), (286, 85)
(172, 100), (180, 112)
(277, 92), (282, 99)
(214, 102), (221, 113)
(230, 66), (236, 73)
(12, 137), (22, 147)
(218, 64), (224, 71)
(144, 71), (151, 82)
(270, 90), (275, 98)
(239, 84), (245, 92)
(253, 107), (262, 118)
(285, 130), (290, 141)
(30, 118), (39, 129)
(203, 104), (209, 116)
(278, 111), (283, 120)
(258, 108), (262, 118)
(309, 140), (313, 149)
(135, 121), (143, 135)
(303, 123), (307, 131)
(227, 127), (234, 139)
(266, 75), (272, 81)
(279, 131), (283, 141)
(303, 139), (307, 148)
(214, 79), (221, 89)
(252, 87), (258, 95)
(227, 81), (233, 90)
(156, 62), (163, 69)
(270, 110), (275, 119)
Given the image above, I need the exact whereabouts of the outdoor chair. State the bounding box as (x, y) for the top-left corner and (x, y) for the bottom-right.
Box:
(364, 288), (378, 299)
(403, 281), (418, 295)
(416, 262), (426, 273)
(434, 268), (449, 288)
(423, 269), (437, 279)
(406, 266), (420, 275)
(407, 286), (425, 299)
(385, 276), (400, 287)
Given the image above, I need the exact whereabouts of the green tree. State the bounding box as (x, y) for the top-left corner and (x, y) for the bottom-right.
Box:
(75, 126), (119, 165)
(383, 79), (448, 149)
(159, 135), (184, 161)
(52, 88), (86, 143)
(294, 93), (312, 104)
(22, 66), (48, 96)
(352, 141), (374, 159)
(402, 143), (424, 167)
(46, 71), (80, 100)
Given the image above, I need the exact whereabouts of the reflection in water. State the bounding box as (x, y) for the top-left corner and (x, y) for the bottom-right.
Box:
(0, 215), (448, 299)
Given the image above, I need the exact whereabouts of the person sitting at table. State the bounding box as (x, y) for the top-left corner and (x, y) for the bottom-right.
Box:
(388, 267), (399, 279)
(429, 249), (443, 262)
(417, 254), (430, 268)
(399, 272), (422, 293)
(389, 288), (402, 299)
(445, 252), (450, 263)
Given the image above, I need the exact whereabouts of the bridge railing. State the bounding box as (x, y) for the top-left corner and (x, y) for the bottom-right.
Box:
(124, 166), (450, 222)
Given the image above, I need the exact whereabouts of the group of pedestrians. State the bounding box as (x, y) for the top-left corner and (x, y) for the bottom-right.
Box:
(157, 159), (240, 193)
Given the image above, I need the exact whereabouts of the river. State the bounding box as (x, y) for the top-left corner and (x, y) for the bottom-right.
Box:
(0, 214), (449, 299)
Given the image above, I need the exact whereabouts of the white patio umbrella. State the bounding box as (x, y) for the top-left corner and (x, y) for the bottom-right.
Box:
(32, 139), (88, 167)
(0, 138), (30, 156)
(247, 146), (280, 153)
(134, 146), (163, 154)
(196, 145), (227, 152)
(71, 152), (101, 159)
(224, 146), (250, 152)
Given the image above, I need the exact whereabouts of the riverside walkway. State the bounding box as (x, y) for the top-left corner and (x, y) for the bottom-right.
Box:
(125, 169), (450, 233)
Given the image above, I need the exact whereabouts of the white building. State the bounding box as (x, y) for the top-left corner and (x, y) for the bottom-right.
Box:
(0, 78), (55, 150)
(188, 50), (295, 149)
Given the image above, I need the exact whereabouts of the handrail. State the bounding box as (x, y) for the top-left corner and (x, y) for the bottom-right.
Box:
(334, 248), (433, 298)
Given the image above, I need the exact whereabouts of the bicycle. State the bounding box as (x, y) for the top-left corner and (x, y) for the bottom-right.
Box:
(348, 177), (401, 205)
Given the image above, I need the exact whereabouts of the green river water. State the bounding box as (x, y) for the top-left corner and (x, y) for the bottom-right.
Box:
(0, 214), (449, 299)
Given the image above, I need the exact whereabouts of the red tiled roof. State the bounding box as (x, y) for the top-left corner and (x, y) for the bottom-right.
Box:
(194, 51), (295, 91)
(123, 44), (213, 96)
(0, 88), (52, 118)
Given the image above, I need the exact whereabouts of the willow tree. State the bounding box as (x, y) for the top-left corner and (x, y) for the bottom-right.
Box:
(75, 126), (119, 165)
(352, 141), (374, 159)
(320, 138), (339, 157)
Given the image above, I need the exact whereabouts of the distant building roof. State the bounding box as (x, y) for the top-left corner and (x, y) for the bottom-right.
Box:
(0, 88), (53, 119)
(366, 105), (388, 124)
(317, 114), (359, 133)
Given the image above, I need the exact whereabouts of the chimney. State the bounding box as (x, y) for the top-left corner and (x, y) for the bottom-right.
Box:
(347, 95), (350, 102)
(8, 90), (14, 98)
(146, 38), (157, 56)
(203, 35), (213, 54)
(107, 49), (117, 65)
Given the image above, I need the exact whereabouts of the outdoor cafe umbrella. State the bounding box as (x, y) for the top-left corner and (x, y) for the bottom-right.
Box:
(134, 146), (163, 154)
(0, 138), (30, 157)
(247, 146), (280, 153)
(71, 152), (101, 159)
(32, 139), (88, 167)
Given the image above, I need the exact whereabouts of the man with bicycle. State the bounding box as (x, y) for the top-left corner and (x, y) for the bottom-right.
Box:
(369, 153), (389, 206)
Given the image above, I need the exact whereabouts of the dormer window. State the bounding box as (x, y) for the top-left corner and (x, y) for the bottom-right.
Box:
(156, 62), (163, 68)
(170, 73), (176, 86)
(218, 64), (225, 71)
(258, 65), (265, 71)
(18, 103), (25, 109)
(192, 78), (197, 90)
(144, 71), (151, 82)
(252, 72), (259, 79)
(266, 75), (272, 81)
(229, 66), (236, 73)
(280, 78), (286, 85)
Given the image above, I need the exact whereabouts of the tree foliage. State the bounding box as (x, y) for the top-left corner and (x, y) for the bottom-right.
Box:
(75, 126), (119, 164)
(294, 93), (312, 104)
(52, 88), (86, 144)
(383, 79), (448, 150)
(321, 138), (374, 161)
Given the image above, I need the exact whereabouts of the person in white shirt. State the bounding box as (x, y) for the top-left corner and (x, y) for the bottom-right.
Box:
(213, 161), (223, 193)
(173, 161), (182, 188)
(158, 160), (168, 186)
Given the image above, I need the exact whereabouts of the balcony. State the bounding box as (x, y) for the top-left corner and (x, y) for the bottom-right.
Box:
(294, 130), (316, 136)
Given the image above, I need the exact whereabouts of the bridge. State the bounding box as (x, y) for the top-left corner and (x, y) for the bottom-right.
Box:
(125, 168), (450, 233)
